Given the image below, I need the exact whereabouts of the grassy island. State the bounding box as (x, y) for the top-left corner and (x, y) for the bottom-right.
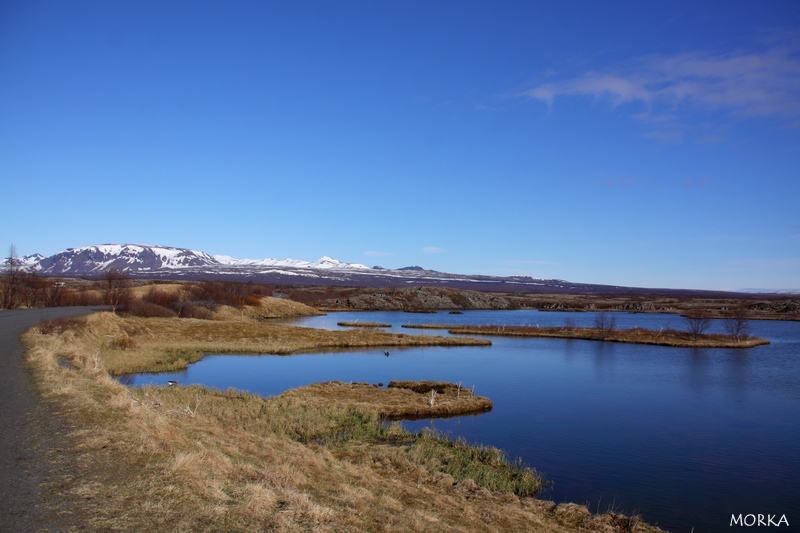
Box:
(337, 321), (392, 328)
(403, 324), (770, 348)
(280, 380), (493, 420)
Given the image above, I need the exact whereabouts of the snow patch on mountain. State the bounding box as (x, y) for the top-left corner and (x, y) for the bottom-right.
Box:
(35, 244), (217, 274)
(213, 254), (371, 270)
(26, 244), (376, 276)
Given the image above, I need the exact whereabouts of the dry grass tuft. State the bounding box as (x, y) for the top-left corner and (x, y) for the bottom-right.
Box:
(212, 296), (323, 321)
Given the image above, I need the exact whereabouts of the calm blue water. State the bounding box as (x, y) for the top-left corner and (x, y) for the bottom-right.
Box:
(120, 310), (800, 532)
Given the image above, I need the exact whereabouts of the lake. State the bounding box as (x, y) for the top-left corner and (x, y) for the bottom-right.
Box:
(120, 310), (800, 532)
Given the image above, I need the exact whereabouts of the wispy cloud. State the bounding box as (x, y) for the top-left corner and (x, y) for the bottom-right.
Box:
(422, 246), (445, 254)
(522, 35), (800, 126)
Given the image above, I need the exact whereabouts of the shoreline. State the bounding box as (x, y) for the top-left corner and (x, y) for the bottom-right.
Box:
(403, 324), (770, 348)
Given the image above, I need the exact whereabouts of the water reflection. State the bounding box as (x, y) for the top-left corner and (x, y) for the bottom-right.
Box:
(686, 348), (711, 394)
(590, 341), (615, 380)
(724, 350), (749, 404)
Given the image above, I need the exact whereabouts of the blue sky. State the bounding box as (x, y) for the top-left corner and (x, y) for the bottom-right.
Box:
(1, 1), (798, 290)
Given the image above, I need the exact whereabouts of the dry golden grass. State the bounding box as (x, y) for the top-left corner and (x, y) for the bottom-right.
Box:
(130, 282), (187, 298)
(279, 381), (492, 419)
(219, 296), (325, 319)
(21, 311), (666, 532)
(405, 324), (770, 348)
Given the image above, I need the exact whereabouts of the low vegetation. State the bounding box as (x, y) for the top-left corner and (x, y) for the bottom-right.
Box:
(21, 304), (665, 532)
(337, 321), (392, 328)
(403, 324), (769, 348)
(4, 268), (798, 323)
(279, 380), (493, 419)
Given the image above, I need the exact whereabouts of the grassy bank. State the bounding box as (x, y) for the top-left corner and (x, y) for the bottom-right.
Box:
(404, 324), (770, 348)
(20, 305), (665, 532)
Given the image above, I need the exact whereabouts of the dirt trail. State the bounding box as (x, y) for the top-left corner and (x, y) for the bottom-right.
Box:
(0, 307), (106, 532)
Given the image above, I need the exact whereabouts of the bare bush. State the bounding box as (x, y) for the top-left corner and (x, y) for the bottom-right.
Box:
(100, 268), (133, 313)
(44, 280), (67, 307)
(19, 272), (46, 308)
(594, 312), (616, 340)
(1, 244), (22, 309)
(723, 306), (750, 343)
(683, 311), (712, 341)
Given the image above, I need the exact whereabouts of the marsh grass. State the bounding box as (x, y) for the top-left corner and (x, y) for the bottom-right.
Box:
(279, 381), (493, 420)
(405, 324), (769, 348)
(409, 432), (546, 497)
(21, 311), (666, 532)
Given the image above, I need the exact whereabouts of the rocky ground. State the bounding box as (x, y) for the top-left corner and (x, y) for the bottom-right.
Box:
(281, 285), (800, 319)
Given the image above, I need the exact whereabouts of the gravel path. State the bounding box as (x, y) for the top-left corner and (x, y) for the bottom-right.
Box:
(0, 307), (107, 532)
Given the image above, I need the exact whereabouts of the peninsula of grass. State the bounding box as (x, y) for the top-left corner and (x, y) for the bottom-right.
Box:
(279, 380), (493, 420)
(337, 321), (392, 328)
(403, 324), (770, 348)
(89, 310), (490, 375)
(20, 307), (665, 532)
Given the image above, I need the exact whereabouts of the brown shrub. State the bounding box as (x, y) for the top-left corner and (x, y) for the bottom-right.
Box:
(231, 294), (263, 308)
(125, 300), (177, 318)
(245, 295), (262, 306)
(178, 304), (214, 320)
(142, 287), (181, 309)
(60, 289), (104, 307)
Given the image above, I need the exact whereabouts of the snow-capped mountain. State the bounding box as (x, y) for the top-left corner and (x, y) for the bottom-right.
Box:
(34, 244), (218, 274)
(18, 243), (629, 294)
(21, 254), (44, 267)
(7, 244), (771, 296)
(30, 245), (380, 276)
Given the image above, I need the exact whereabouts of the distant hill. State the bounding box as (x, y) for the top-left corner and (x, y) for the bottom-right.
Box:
(10, 243), (748, 296)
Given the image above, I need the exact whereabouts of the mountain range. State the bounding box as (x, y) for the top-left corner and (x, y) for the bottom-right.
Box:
(10, 243), (763, 296)
(9, 243), (631, 294)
